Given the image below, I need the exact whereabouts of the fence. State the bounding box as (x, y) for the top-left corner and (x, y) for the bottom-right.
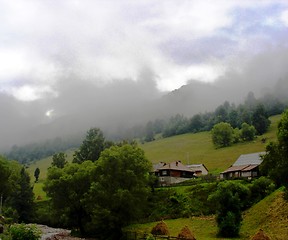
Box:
(123, 231), (191, 240)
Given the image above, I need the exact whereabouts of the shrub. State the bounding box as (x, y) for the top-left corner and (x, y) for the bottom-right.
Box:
(9, 224), (41, 240)
(208, 181), (250, 237)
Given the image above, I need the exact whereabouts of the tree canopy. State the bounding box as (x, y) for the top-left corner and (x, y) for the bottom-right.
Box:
(208, 181), (249, 237)
(260, 109), (288, 193)
(44, 143), (152, 238)
(51, 152), (67, 168)
(211, 122), (234, 148)
(73, 128), (112, 163)
(0, 156), (35, 222)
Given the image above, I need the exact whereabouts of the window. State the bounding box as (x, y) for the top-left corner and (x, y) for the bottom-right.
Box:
(161, 170), (167, 176)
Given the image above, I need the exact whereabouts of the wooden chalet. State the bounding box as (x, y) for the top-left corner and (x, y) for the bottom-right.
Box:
(220, 152), (265, 180)
(153, 161), (195, 186)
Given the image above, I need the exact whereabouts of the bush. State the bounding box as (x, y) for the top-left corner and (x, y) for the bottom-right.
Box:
(249, 177), (275, 205)
(9, 224), (41, 240)
(208, 181), (250, 237)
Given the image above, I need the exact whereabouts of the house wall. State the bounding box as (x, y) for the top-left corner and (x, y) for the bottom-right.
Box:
(170, 171), (181, 177)
(159, 176), (191, 186)
(241, 171), (252, 178)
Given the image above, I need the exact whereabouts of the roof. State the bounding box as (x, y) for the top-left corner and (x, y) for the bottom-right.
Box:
(221, 164), (259, 174)
(241, 164), (259, 171)
(158, 161), (194, 172)
(186, 164), (209, 172)
(152, 162), (166, 172)
(233, 152), (265, 166)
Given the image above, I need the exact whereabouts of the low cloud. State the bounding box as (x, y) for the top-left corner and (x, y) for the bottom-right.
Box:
(0, 1), (288, 150)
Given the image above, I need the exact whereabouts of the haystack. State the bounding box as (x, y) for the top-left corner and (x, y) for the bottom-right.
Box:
(251, 229), (270, 240)
(177, 226), (196, 240)
(151, 220), (169, 235)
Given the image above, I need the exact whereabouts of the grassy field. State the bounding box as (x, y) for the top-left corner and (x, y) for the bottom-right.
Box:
(140, 115), (281, 174)
(124, 217), (230, 240)
(124, 188), (288, 240)
(241, 188), (288, 239)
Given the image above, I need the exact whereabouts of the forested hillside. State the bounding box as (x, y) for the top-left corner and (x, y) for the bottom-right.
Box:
(4, 89), (287, 165)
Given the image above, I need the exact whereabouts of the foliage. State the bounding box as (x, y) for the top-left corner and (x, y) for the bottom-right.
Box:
(211, 122), (234, 148)
(0, 156), (35, 223)
(83, 144), (152, 238)
(44, 161), (96, 233)
(121, 91), (285, 142)
(44, 143), (152, 239)
(162, 114), (190, 138)
(252, 104), (271, 135)
(10, 168), (35, 222)
(5, 136), (81, 164)
(208, 181), (249, 237)
(9, 223), (41, 240)
(248, 177), (275, 205)
(240, 122), (256, 141)
(260, 109), (288, 194)
(51, 152), (67, 168)
(72, 128), (112, 163)
(34, 168), (40, 182)
(0, 156), (12, 198)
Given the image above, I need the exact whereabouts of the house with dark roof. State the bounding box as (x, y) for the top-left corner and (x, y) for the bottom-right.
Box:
(220, 152), (265, 180)
(153, 161), (195, 186)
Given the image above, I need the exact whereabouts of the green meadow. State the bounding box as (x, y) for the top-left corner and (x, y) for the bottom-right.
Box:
(140, 114), (280, 174)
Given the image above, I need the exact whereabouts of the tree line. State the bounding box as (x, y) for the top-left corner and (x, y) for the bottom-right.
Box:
(129, 91), (287, 142)
(5, 136), (82, 164)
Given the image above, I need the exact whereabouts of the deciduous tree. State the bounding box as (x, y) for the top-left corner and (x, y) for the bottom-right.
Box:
(83, 144), (152, 239)
(51, 152), (67, 168)
(260, 109), (288, 194)
(240, 122), (256, 141)
(211, 122), (234, 148)
(208, 181), (249, 237)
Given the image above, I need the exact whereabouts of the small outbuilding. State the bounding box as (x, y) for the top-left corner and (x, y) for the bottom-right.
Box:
(186, 163), (209, 176)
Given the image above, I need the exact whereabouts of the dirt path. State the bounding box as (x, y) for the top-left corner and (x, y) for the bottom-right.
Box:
(37, 224), (88, 240)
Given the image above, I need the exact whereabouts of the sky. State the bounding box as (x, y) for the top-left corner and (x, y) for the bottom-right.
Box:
(0, 0), (288, 149)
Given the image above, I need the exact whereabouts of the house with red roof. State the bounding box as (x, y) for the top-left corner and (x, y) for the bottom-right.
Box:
(153, 160), (195, 186)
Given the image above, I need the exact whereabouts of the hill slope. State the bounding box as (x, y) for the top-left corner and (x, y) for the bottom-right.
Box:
(140, 115), (280, 174)
(241, 188), (288, 239)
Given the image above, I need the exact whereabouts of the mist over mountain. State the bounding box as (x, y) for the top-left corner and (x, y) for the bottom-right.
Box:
(1, 48), (287, 152)
(1, 1), (288, 151)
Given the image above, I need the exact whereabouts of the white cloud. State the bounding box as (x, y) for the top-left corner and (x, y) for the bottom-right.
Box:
(0, 0), (288, 97)
(280, 9), (288, 26)
(8, 85), (58, 101)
